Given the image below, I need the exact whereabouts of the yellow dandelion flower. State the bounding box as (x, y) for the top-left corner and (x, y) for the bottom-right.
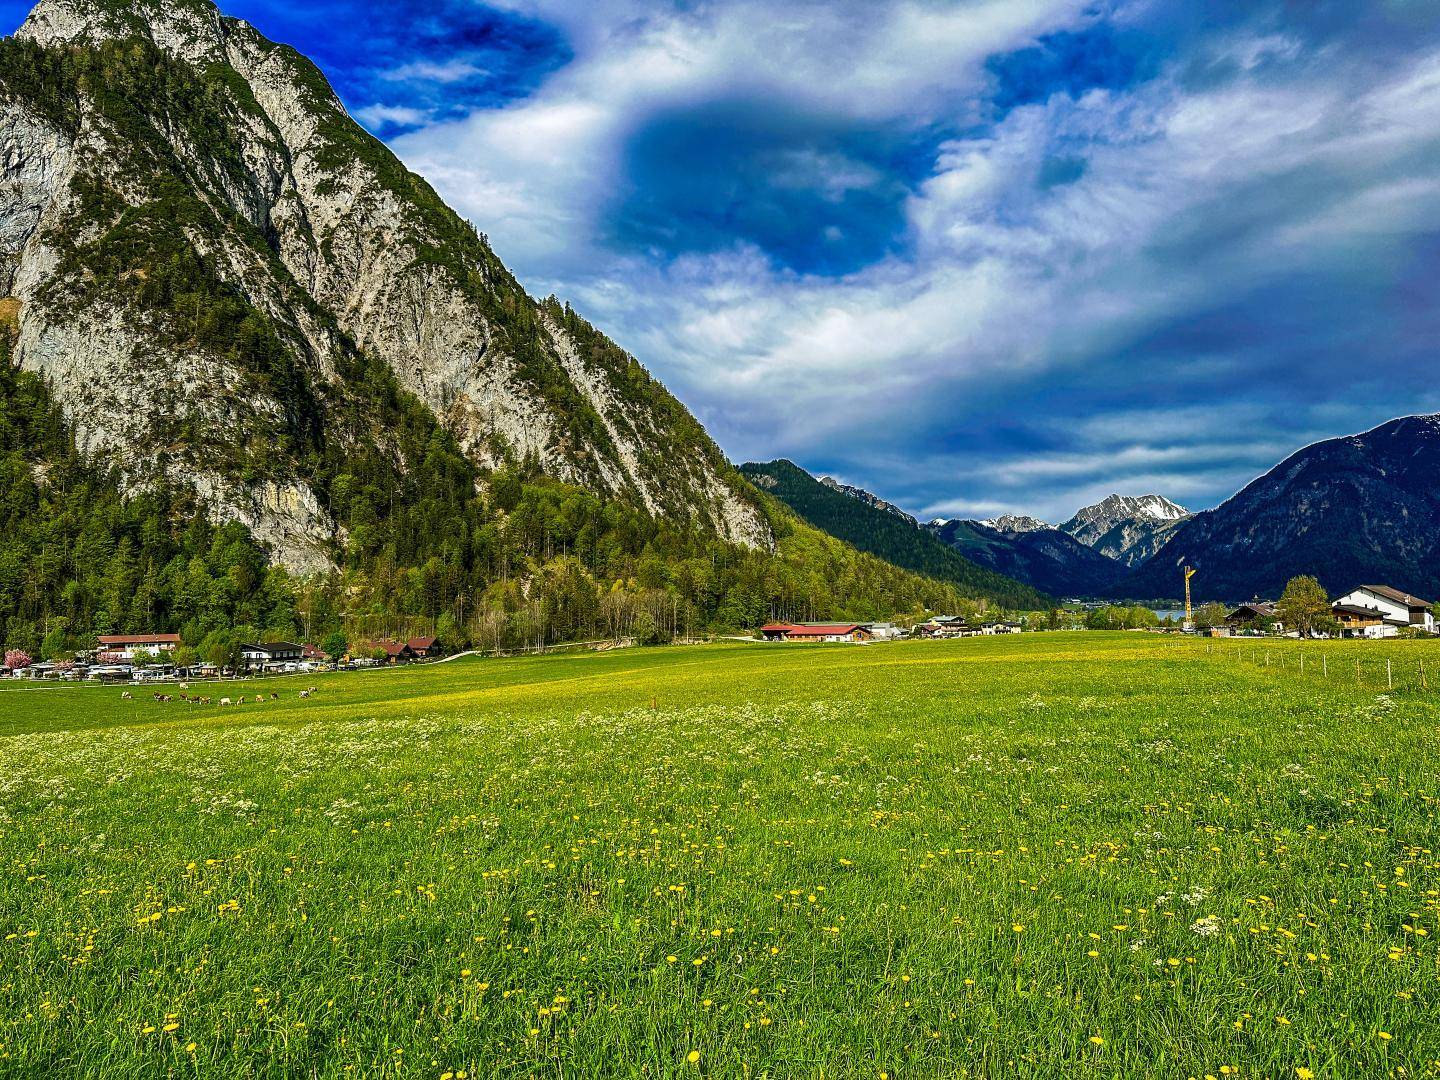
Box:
(1090, 1036), (1104, 1046)
(687, 1051), (701, 1064)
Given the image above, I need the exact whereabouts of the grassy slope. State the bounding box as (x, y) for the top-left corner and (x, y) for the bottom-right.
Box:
(2, 635), (1440, 1076)
(742, 460), (1053, 610)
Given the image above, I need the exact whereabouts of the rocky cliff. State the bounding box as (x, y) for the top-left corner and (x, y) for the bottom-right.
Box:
(1060, 494), (1190, 567)
(0, 0), (769, 572)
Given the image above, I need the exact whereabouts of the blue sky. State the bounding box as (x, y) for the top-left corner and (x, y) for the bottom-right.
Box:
(7, 0), (1440, 522)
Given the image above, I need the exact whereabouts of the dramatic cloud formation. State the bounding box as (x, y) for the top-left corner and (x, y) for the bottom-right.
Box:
(6, 0), (1439, 521)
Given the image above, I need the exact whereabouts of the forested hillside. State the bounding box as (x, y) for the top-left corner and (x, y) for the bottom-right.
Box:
(741, 461), (1052, 610)
(0, 327), (983, 657)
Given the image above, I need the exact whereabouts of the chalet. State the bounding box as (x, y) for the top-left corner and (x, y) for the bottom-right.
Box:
(759, 623), (873, 643)
(1224, 602), (1279, 633)
(407, 636), (441, 659)
(96, 633), (181, 663)
(355, 640), (417, 664)
(1330, 603), (1405, 639)
(914, 616), (965, 639)
(1332, 585), (1435, 636)
(241, 642), (304, 669)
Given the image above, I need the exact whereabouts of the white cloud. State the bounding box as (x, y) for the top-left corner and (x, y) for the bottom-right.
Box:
(354, 103), (431, 129)
(381, 58), (488, 84)
(385, 4), (1440, 516)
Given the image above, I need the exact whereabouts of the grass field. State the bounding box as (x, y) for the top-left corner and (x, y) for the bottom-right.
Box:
(2, 633), (1439, 1077)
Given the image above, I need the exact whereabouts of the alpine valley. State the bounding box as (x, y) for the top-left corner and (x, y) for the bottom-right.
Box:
(0, 0), (1033, 656)
(756, 414), (1440, 605)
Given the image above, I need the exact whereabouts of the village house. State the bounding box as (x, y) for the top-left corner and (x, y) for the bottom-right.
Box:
(1330, 603), (1404, 639)
(355, 640), (418, 664)
(96, 633), (181, 663)
(760, 623), (874, 643)
(240, 642), (305, 670)
(406, 636), (441, 660)
(860, 623), (903, 641)
(914, 616), (966, 638)
(1331, 585), (1435, 638)
(1224, 602), (1280, 633)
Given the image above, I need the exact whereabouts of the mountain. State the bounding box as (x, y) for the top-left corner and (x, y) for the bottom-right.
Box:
(0, 0), (997, 656)
(741, 461), (1053, 609)
(818, 475), (917, 525)
(1117, 415), (1440, 601)
(926, 517), (1127, 599)
(984, 514), (1049, 534)
(0, 0), (768, 574)
(1060, 494), (1191, 567)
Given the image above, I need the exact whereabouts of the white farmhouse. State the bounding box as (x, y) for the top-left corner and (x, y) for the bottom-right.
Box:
(96, 634), (181, 663)
(1331, 585), (1435, 638)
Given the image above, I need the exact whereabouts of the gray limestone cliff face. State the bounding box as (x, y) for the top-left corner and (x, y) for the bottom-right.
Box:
(1060, 495), (1191, 567)
(0, 0), (771, 571)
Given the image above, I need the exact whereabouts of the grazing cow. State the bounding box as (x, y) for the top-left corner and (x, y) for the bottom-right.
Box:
(307, 686), (318, 694)
(200, 697), (211, 706)
(299, 690), (310, 699)
(219, 697), (232, 706)
(121, 691), (133, 701)
(270, 692), (279, 701)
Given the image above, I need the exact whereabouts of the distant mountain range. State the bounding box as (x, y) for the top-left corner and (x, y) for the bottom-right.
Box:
(923, 493), (1190, 598)
(1120, 415), (1440, 601)
(751, 415), (1440, 605)
(740, 462), (1054, 610)
(925, 517), (1126, 598)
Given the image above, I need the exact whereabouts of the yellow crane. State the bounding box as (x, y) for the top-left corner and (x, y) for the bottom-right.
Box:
(1183, 566), (1197, 631)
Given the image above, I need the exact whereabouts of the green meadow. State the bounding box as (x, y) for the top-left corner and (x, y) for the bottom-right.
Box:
(2, 634), (1439, 1078)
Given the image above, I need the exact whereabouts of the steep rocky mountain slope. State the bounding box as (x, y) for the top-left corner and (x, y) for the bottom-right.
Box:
(741, 461), (1053, 610)
(1060, 494), (1190, 567)
(926, 517), (1126, 599)
(0, 0), (769, 572)
(1118, 415), (1440, 601)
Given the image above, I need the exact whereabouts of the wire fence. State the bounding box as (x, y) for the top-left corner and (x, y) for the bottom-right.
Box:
(1199, 639), (1437, 694)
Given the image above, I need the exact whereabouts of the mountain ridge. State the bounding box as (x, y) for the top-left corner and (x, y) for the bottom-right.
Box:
(1116, 415), (1440, 601)
(740, 460), (1054, 610)
(925, 516), (1127, 598)
(3, 0), (770, 572)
